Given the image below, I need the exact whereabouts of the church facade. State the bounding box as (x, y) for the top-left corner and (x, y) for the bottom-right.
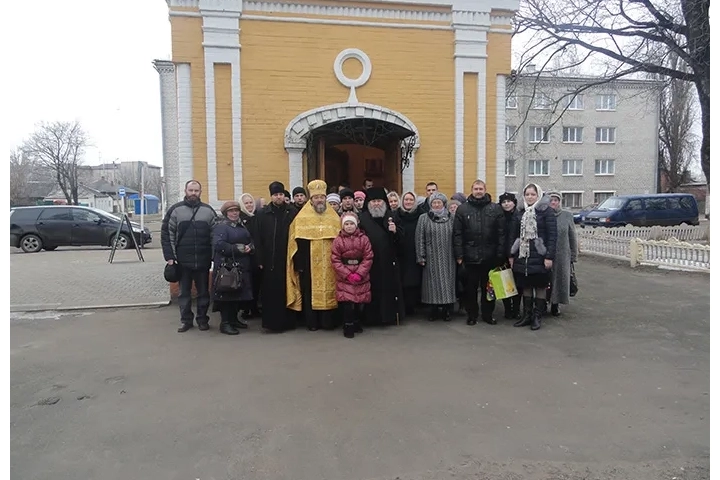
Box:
(155, 0), (518, 207)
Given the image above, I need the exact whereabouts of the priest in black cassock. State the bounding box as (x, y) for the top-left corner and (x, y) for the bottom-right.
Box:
(358, 187), (405, 326)
(255, 181), (298, 332)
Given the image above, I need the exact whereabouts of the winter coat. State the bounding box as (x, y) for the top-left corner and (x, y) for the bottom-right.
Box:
(211, 220), (254, 303)
(510, 200), (558, 276)
(416, 212), (456, 304)
(550, 209), (578, 305)
(452, 194), (506, 265)
(161, 198), (218, 270)
(502, 209), (518, 258)
(396, 205), (423, 288)
(331, 229), (374, 304)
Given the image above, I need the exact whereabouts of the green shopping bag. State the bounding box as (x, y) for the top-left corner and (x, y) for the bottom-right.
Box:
(488, 267), (518, 300)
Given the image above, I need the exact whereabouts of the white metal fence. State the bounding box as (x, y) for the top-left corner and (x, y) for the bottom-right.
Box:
(576, 224), (710, 272)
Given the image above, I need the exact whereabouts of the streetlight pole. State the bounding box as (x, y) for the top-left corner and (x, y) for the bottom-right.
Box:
(140, 161), (145, 247)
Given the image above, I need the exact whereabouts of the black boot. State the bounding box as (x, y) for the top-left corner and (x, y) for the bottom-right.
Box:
(443, 305), (452, 322)
(219, 310), (239, 335)
(513, 297), (533, 327)
(502, 298), (513, 319)
(343, 323), (355, 338)
(551, 303), (561, 316)
(531, 299), (546, 330)
(231, 317), (249, 329)
(512, 295), (522, 319)
(428, 306), (438, 322)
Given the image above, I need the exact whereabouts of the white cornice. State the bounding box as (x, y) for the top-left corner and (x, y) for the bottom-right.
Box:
(244, 1), (451, 22)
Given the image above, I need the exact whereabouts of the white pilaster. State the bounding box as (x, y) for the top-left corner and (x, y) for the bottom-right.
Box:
(201, 0), (242, 208)
(402, 147), (418, 194)
(495, 74), (507, 197)
(153, 60), (181, 208)
(176, 63), (193, 197)
(286, 147), (305, 190)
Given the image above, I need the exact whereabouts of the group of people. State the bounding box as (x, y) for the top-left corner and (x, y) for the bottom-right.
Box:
(161, 176), (578, 338)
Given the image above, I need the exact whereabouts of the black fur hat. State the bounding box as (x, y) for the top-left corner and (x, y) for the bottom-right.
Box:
(498, 192), (517, 206)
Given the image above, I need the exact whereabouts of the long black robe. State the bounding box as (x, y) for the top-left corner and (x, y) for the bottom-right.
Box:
(254, 203), (298, 331)
(358, 211), (405, 325)
(293, 239), (338, 330)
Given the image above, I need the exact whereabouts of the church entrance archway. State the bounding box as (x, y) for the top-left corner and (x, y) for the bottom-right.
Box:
(284, 103), (420, 193)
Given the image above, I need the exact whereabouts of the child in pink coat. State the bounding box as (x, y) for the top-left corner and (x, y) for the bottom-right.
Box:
(331, 212), (374, 338)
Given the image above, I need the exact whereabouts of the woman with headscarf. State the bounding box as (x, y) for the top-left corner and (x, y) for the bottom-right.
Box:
(498, 192), (521, 320)
(509, 183), (557, 330)
(358, 187), (405, 326)
(416, 192), (456, 321)
(547, 192), (578, 317)
(238, 193), (262, 321)
(396, 191), (423, 315)
(387, 191), (400, 213)
(212, 201), (255, 335)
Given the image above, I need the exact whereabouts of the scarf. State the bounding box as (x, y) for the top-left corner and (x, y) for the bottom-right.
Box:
(519, 183), (543, 259)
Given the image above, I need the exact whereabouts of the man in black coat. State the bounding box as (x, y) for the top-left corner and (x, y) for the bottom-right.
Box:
(292, 186), (307, 211)
(453, 179), (506, 326)
(161, 180), (218, 332)
(358, 187), (405, 326)
(254, 181), (298, 332)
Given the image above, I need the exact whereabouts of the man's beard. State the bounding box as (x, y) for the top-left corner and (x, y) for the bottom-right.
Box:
(313, 202), (327, 214)
(368, 203), (387, 218)
(186, 194), (200, 203)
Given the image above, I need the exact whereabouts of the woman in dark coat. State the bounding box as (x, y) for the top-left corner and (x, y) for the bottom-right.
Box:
(396, 191), (423, 315)
(498, 192), (521, 320)
(239, 192), (262, 320)
(509, 183), (557, 331)
(212, 201), (255, 335)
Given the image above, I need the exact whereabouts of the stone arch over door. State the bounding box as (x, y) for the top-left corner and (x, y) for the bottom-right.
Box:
(284, 102), (420, 192)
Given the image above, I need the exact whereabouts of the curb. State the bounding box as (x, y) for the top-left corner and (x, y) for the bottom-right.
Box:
(10, 300), (171, 313)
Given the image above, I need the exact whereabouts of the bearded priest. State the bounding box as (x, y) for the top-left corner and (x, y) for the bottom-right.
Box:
(286, 179), (342, 331)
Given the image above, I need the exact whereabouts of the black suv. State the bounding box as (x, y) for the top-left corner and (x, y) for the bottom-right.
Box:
(10, 205), (152, 253)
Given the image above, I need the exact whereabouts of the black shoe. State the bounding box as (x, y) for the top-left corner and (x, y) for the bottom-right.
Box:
(483, 317), (497, 325)
(177, 323), (193, 333)
(551, 304), (561, 317)
(308, 326), (319, 331)
(354, 324), (364, 334)
(240, 310), (252, 320)
(531, 299), (546, 331)
(514, 298), (533, 327)
(443, 309), (452, 322)
(466, 317), (477, 326)
(343, 324), (355, 338)
(232, 319), (249, 329)
(219, 323), (239, 335)
(197, 322), (210, 331)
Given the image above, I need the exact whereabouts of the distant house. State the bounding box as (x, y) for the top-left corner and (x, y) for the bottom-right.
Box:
(43, 184), (114, 212)
(12, 181), (56, 207)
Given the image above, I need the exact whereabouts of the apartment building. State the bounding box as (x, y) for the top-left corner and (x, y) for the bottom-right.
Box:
(504, 74), (661, 209)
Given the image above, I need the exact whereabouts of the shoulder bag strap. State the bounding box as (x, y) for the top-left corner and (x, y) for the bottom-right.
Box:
(176, 206), (200, 247)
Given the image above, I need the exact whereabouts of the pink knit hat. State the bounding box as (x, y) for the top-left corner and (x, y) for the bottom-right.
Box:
(354, 190), (366, 200)
(341, 211), (359, 226)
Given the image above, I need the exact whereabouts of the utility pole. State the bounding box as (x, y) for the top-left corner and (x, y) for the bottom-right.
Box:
(140, 161), (145, 246)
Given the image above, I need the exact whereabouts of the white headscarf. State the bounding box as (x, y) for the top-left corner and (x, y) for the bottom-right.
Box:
(519, 183), (544, 259)
(239, 193), (255, 217)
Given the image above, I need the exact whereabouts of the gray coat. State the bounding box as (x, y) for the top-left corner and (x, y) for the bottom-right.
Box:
(416, 212), (456, 305)
(550, 209), (578, 305)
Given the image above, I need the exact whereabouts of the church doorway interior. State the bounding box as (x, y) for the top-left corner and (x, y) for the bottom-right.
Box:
(304, 118), (416, 192)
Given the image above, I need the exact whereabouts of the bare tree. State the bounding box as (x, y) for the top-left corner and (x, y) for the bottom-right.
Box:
(22, 121), (87, 205)
(658, 54), (697, 192)
(9, 147), (36, 205)
(514, 0), (710, 187)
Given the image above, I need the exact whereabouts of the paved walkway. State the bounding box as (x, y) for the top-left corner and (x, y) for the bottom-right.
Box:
(10, 245), (169, 311)
(10, 257), (709, 480)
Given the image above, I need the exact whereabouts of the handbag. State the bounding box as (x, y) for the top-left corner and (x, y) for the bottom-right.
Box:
(163, 206), (199, 283)
(215, 249), (243, 292)
(569, 263), (579, 297)
(488, 266), (518, 300)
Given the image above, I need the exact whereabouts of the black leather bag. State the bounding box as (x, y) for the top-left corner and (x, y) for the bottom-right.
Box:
(162, 207), (199, 283)
(569, 263), (579, 297)
(215, 247), (243, 292)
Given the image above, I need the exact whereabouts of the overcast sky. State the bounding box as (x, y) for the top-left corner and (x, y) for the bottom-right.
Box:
(5, 0), (171, 168)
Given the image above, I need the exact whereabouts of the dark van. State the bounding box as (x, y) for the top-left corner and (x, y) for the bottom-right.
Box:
(10, 205), (152, 253)
(581, 194), (699, 228)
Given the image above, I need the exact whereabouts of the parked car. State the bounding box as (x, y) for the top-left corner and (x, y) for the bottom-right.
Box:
(573, 203), (598, 224)
(10, 205), (152, 253)
(581, 194), (699, 228)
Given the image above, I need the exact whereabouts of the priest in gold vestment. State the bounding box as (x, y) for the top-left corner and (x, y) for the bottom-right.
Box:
(287, 180), (341, 331)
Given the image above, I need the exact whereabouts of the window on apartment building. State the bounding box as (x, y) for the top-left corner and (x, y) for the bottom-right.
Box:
(505, 125), (517, 143)
(505, 159), (516, 176)
(532, 93), (553, 109)
(528, 160), (549, 176)
(566, 94), (584, 110)
(593, 191), (615, 204)
(562, 159), (583, 175)
(505, 95), (518, 109)
(562, 127), (583, 143)
(595, 127), (616, 143)
(529, 126), (549, 143)
(562, 192), (583, 208)
(595, 159), (615, 175)
(596, 94), (617, 110)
